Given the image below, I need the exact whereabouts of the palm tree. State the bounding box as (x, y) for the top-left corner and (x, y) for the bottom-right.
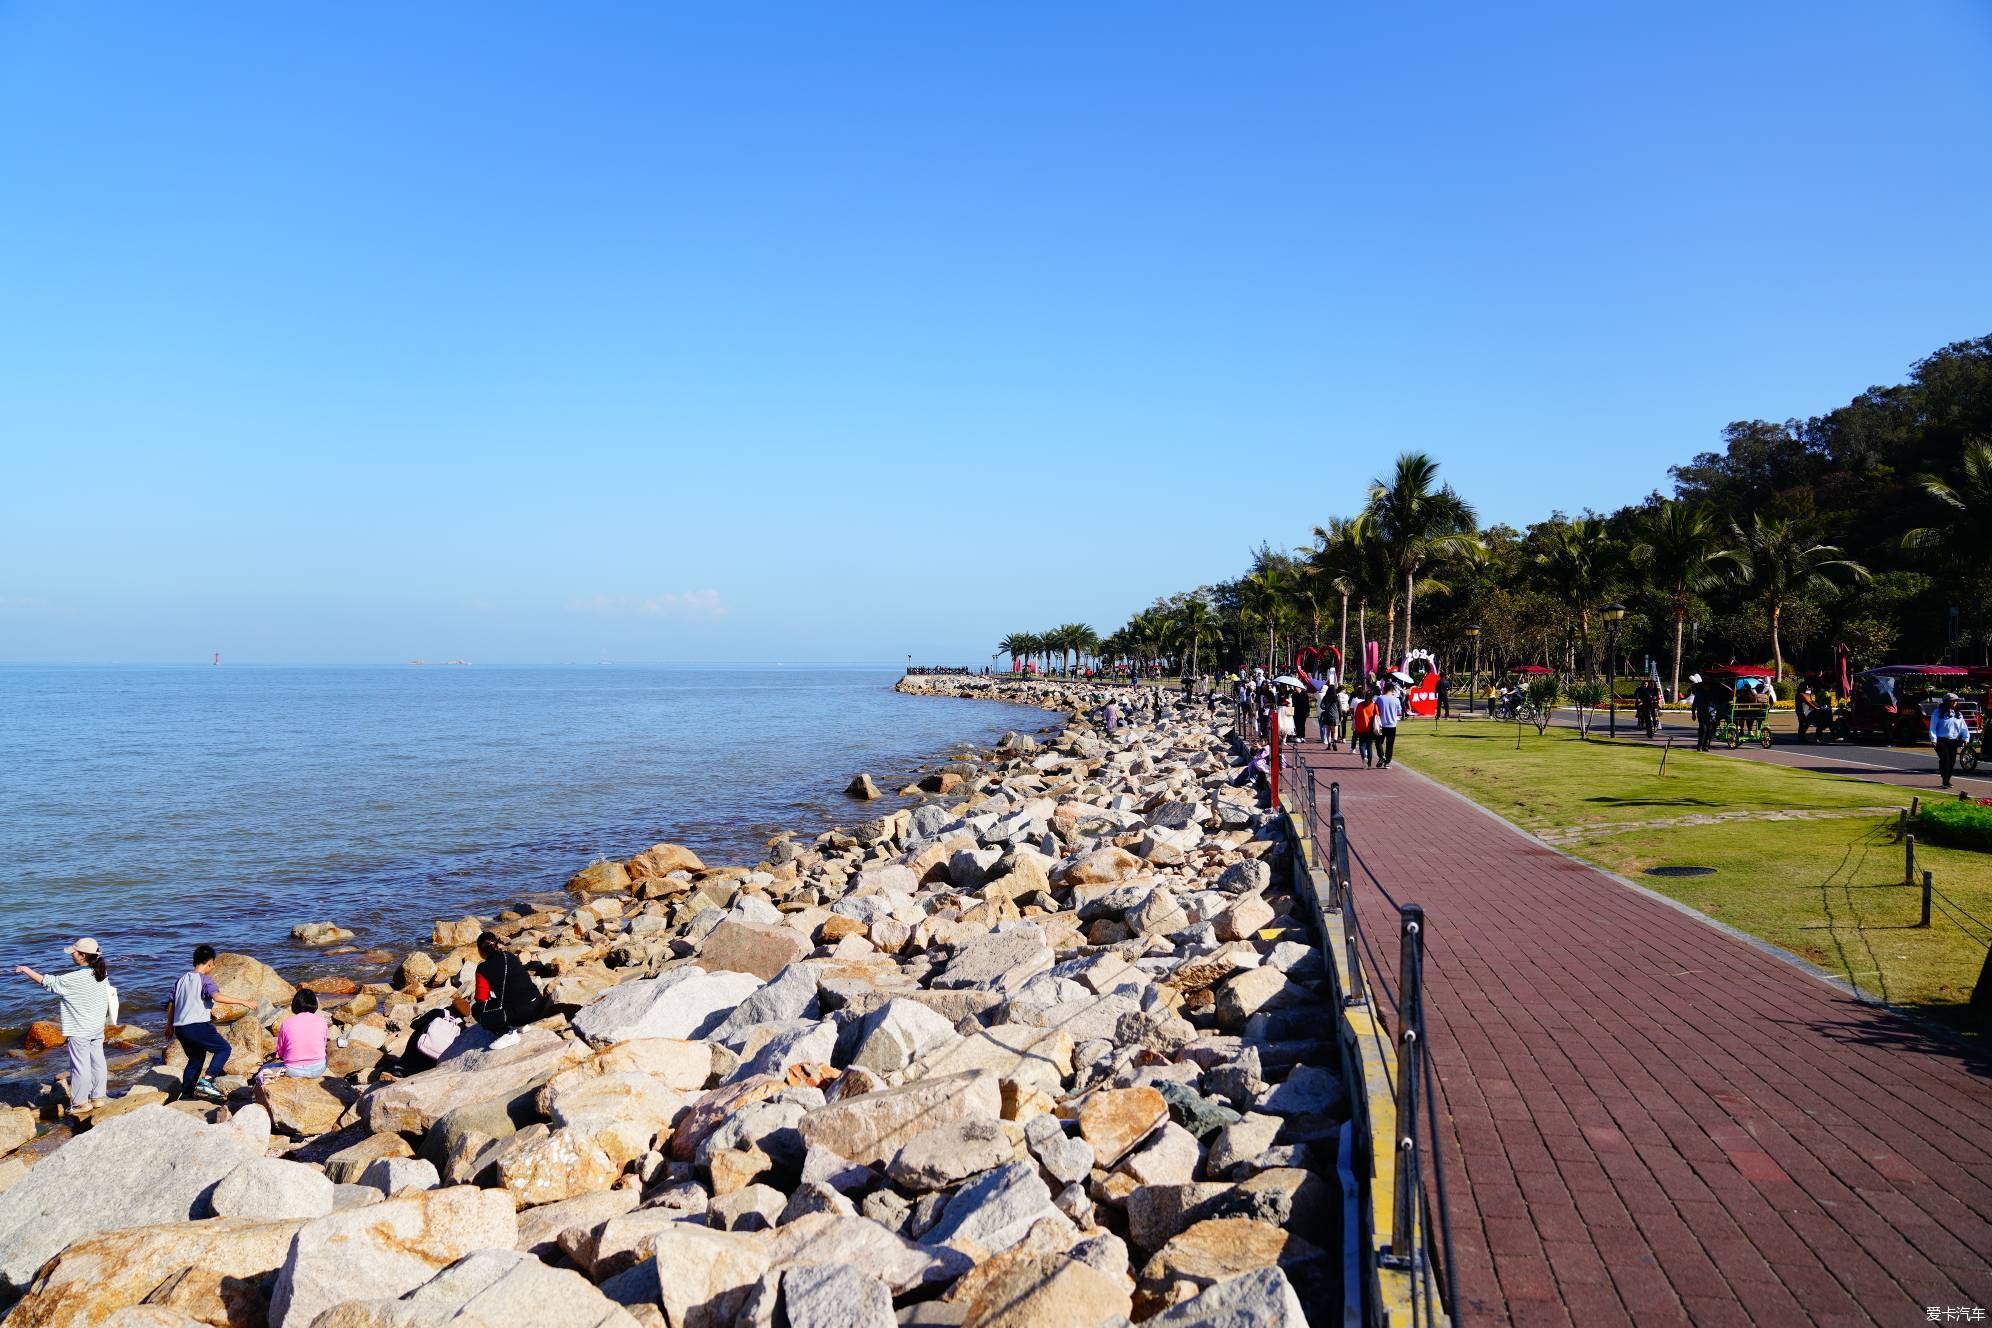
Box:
(1903, 439), (1992, 572)
(1364, 452), (1480, 661)
(1239, 567), (1293, 673)
(1726, 514), (1869, 680)
(1174, 598), (1217, 681)
(996, 632), (1032, 674)
(1632, 502), (1732, 701)
(1533, 518), (1620, 676)
(1063, 623), (1100, 673)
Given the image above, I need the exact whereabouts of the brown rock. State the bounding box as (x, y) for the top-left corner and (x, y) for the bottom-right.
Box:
(696, 919), (810, 981)
(566, 860), (631, 896)
(956, 1251), (1132, 1328)
(209, 953), (296, 1010)
(667, 1075), (791, 1162)
(0, 1106), (36, 1156)
(22, 1022), (63, 1054)
(1134, 1217), (1328, 1318)
(7, 1216), (304, 1328)
(1061, 847), (1142, 885)
(627, 842), (706, 880)
(260, 1075), (360, 1137)
(817, 915), (867, 944)
(397, 952), (437, 988)
(845, 773), (882, 800)
(321, 1131), (416, 1185)
(797, 1071), (1001, 1166)
(217, 1013), (272, 1075)
(1079, 1087), (1168, 1168)
(300, 976), (359, 997)
(432, 917), (481, 949)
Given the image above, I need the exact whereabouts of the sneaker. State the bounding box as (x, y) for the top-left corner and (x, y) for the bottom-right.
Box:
(489, 1031), (521, 1050)
(194, 1078), (224, 1100)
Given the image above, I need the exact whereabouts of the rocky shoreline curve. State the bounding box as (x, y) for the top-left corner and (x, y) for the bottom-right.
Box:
(0, 675), (1344, 1327)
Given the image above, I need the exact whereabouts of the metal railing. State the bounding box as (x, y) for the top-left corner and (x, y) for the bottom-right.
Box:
(1281, 744), (1458, 1328)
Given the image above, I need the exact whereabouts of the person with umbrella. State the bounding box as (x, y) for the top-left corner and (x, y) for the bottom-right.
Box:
(1275, 672), (1311, 743)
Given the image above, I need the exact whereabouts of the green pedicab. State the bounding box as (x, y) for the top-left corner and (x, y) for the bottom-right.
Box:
(1706, 665), (1775, 750)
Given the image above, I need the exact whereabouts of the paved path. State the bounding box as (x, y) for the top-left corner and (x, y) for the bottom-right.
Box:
(1294, 741), (1992, 1327)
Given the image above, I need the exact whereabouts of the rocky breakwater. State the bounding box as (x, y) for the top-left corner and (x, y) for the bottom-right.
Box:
(0, 679), (1348, 1327)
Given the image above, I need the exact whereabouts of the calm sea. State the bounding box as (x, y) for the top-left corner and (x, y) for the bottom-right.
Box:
(0, 666), (1049, 1056)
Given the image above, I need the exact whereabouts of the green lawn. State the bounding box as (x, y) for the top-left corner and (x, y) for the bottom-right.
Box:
(1396, 719), (1991, 1033)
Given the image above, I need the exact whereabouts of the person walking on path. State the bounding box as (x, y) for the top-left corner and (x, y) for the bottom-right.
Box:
(1436, 671), (1451, 719)
(1932, 693), (1970, 789)
(168, 944), (255, 1101)
(1321, 682), (1345, 750)
(1374, 680), (1405, 768)
(1690, 674), (1718, 752)
(13, 938), (114, 1117)
(1633, 677), (1660, 739)
(1352, 687), (1378, 767)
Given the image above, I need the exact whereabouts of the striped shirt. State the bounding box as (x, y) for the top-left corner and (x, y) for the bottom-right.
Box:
(42, 968), (110, 1038)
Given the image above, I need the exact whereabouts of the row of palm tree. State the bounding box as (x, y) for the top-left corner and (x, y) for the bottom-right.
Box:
(996, 624), (1100, 675)
(995, 435), (1988, 692)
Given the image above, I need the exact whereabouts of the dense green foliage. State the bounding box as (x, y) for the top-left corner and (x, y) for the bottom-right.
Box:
(1914, 798), (1992, 854)
(1074, 335), (1992, 691)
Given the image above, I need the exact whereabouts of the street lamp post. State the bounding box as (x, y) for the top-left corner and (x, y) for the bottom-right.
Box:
(1464, 625), (1482, 715)
(1603, 604), (1627, 737)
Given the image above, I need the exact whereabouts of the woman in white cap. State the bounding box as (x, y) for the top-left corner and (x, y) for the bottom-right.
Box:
(13, 938), (113, 1116)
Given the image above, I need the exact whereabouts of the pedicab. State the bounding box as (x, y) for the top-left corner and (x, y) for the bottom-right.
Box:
(1703, 665), (1775, 749)
(1837, 665), (1978, 745)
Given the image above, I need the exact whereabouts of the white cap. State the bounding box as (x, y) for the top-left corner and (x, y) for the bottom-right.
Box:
(68, 937), (100, 958)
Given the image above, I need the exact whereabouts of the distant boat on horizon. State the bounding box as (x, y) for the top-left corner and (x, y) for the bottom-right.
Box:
(212, 652), (220, 666)
(404, 660), (472, 666)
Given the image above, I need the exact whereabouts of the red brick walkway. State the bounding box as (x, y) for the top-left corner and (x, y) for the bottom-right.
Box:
(1295, 742), (1992, 1327)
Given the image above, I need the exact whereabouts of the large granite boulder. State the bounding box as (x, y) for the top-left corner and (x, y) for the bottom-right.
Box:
(267, 1187), (517, 1327)
(0, 1105), (259, 1291)
(209, 1157), (337, 1221)
(6, 1215), (304, 1328)
(796, 1071), (999, 1166)
(308, 1247), (641, 1328)
(569, 967), (764, 1046)
(362, 1028), (575, 1135)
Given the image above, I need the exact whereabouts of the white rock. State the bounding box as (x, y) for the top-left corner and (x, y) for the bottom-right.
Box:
(1143, 1265), (1310, 1326)
(309, 1247), (642, 1328)
(209, 1156), (337, 1221)
(849, 998), (960, 1076)
(921, 1160), (1069, 1256)
(781, 1262), (894, 1328)
(1120, 1122), (1201, 1186)
(571, 967), (765, 1046)
(0, 1104), (257, 1291)
(359, 1156), (440, 1197)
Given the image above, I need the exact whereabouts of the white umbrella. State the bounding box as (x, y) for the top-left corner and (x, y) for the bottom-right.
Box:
(1274, 674), (1302, 686)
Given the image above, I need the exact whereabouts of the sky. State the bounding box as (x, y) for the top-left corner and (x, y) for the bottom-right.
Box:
(3, 3), (1989, 666)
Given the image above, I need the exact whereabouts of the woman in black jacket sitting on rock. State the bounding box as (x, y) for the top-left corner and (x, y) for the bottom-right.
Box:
(466, 932), (550, 1034)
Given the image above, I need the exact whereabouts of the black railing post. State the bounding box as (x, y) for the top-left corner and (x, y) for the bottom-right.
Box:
(1390, 904), (1426, 1262)
(1336, 803), (1365, 1006)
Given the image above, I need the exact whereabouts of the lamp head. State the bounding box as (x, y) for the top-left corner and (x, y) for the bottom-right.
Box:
(1603, 603), (1627, 623)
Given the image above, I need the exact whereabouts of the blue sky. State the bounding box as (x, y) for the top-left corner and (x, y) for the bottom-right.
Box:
(4, 2), (1989, 665)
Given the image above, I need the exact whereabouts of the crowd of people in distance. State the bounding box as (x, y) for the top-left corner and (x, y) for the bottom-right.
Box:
(11, 929), (552, 1123)
(1088, 661), (1421, 809)
(902, 666), (980, 676)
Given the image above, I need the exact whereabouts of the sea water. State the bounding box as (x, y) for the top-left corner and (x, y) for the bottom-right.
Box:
(0, 665), (1050, 1059)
